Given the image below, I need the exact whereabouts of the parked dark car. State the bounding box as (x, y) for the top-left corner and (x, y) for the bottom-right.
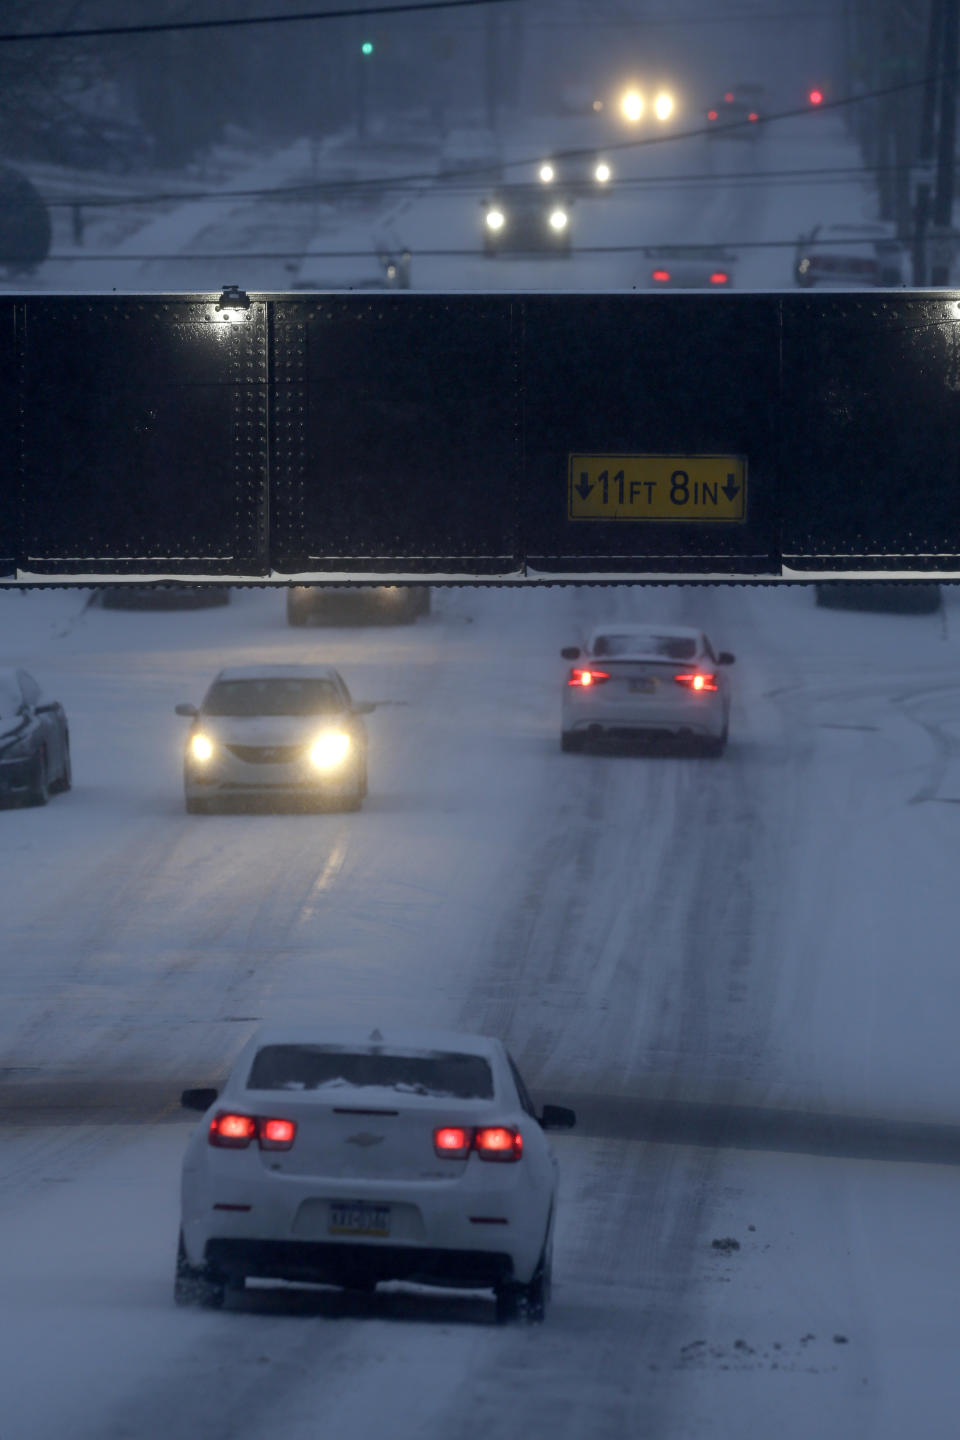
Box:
(814, 582), (942, 613)
(0, 668), (71, 807)
(100, 586), (230, 609)
(286, 586), (430, 626)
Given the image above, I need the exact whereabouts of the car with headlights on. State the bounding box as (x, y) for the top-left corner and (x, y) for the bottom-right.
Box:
(535, 152), (613, 190)
(645, 245), (736, 288)
(482, 184), (572, 256)
(175, 1023), (575, 1322)
(176, 665), (373, 814)
(560, 622), (734, 755)
(0, 668), (71, 806)
(286, 585), (430, 626)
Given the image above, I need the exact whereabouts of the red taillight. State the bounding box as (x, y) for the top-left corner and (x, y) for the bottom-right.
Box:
(208, 1112), (296, 1150)
(709, 272), (729, 285)
(434, 1125), (471, 1158)
(707, 109), (718, 121)
(260, 1117), (297, 1150)
(748, 112), (759, 122)
(209, 1112), (257, 1148)
(475, 1127), (523, 1162)
(568, 668), (610, 687)
(433, 1125), (523, 1161)
(674, 672), (719, 692)
(724, 91), (734, 103)
(651, 269), (671, 283)
(809, 89), (823, 105)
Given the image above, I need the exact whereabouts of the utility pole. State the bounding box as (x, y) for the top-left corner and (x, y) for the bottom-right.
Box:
(931, 0), (959, 283)
(913, 0), (943, 282)
(484, 8), (499, 132)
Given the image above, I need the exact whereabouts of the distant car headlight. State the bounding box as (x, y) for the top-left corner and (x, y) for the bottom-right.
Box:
(538, 163), (555, 183)
(485, 208), (505, 231)
(549, 209), (568, 231)
(310, 731), (352, 770)
(654, 91), (674, 122)
(621, 89), (644, 122)
(594, 162), (612, 183)
(189, 733), (215, 763)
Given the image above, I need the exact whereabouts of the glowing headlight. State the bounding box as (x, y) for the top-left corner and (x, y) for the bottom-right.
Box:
(549, 209), (568, 231)
(654, 91), (674, 122)
(538, 163), (555, 184)
(594, 162), (611, 183)
(485, 208), (505, 231)
(310, 731), (352, 770)
(621, 89), (644, 122)
(189, 733), (214, 763)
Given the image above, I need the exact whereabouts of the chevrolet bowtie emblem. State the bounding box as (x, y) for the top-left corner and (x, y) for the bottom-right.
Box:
(345, 1132), (384, 1147)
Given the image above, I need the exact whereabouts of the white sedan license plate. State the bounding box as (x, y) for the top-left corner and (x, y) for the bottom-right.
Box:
(629, 678), (656, 693)
(329, 1203), (391, 1237)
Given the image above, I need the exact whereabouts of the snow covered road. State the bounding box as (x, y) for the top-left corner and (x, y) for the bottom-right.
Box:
(2, 584), (960, 1438)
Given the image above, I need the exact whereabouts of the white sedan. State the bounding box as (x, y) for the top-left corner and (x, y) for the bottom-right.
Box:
(176, 664), (373, 813)
(176, 1024), (575, 1322)
(560, 622), (734, 755)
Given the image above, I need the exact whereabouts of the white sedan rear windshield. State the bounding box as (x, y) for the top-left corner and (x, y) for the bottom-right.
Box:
(247, 1045), (495, 1099)
(592, 633), (698, 660)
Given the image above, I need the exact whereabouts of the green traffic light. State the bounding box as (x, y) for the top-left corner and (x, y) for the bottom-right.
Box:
(361, 40), (374, 55)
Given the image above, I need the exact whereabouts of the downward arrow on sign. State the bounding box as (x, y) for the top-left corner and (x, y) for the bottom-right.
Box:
(575, 471), (594, 500)
(722, 473), (740, 501)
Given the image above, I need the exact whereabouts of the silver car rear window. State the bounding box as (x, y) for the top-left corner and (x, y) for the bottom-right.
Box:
(593, 633), (697, 660)
(247, 1045), (495, 1099)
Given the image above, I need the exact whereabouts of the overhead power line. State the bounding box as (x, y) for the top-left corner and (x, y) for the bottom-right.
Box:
(0, 0), (527, 44)
(20, 161), (926, 214)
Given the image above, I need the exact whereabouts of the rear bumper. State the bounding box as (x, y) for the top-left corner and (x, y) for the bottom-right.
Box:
(562, 697), (726, 739)
(204, 1237), (513, 1289)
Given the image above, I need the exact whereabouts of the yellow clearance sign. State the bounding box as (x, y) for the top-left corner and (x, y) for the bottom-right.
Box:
(568, 454), (747, 522)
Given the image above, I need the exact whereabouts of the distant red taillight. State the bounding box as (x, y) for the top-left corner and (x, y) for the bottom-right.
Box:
(674, 672), (719, 692)
(208, 1112), (297, 1150)
(709, 272), (729, 285)
(707, 109), (718, 121)
(568, 668), (610, 687)
(748, 112), (759, 122)
(475, 1126), (523, 1162)
(651, 269), (671, 283)
(434, 1125), (472, 1158)
(724, 91), (735, 103)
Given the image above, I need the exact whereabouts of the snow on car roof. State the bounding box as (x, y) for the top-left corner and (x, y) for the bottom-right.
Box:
(215, 664), (341, 682)
(240, 1022), (502, 1059)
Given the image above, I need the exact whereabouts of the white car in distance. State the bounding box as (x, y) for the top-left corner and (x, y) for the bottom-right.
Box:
(560, 622), (734, 755)
(176, 1024), (575, 1322)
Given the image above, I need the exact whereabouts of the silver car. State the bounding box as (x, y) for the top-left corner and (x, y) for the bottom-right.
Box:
(176, 665), (373, 814)
(560, 623), (734, 756)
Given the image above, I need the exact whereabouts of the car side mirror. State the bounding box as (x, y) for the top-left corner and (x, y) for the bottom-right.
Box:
(181, 1087), (218, 1112)
(561, 647), (581, 660)
(352, 702), (376, 715)
(175, 703), (199, 717)
(540, 1104), (576, 1131)
(717, 652), (735, 665)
